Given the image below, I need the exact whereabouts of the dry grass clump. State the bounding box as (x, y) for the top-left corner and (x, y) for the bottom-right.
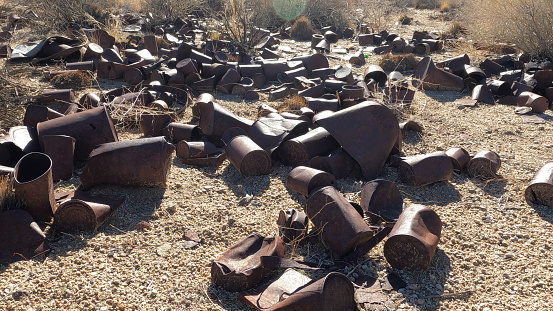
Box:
(155, 37), (172, 50)
(0, 176), (22, 212)
(50, 71), (93, 89)
(412, 0), (438, 9)
(355, 0), (398, 33)
(142, 0), (204, 24)
(32, 0), (115, 30)
(464, 0), (553, 58)
(303, 0), (351, 30)
(442, 22), (467, 39)
(210, 0), (283, 48)
(290, 16), (316, 41)
(379, 54), (419, 72)
(440, 1), (450, 12)
(279, 95), (306, 112)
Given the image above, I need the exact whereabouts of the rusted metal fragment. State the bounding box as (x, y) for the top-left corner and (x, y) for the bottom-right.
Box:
(383, 204), (442, 270)
(80, 137), (175, 188)
(14, 152), (56, 222)
(397, 151), (453, 186)
(0, 210), (49, 263)
(239, 268), (312, 310)
(413, 57), (464, 91)
(37, 106), (118, 161)
(316, 101), (399, 180)
(265, 272), (355, 310)
(42, 135), (75, 181)
(248, 118), (309, 154)
(211, 233), (285, 292)
(54, 190), (125, 232)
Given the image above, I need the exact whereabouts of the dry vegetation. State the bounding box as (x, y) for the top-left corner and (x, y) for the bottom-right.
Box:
(465, 0), (553, 58)
(290, 16), (315, 40)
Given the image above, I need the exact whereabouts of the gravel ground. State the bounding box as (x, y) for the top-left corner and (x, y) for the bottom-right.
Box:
(1, 7), (553, 311)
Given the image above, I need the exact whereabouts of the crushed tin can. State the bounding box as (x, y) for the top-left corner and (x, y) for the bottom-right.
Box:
(241, 271), (354, 311)
(277, 209), (309, 244)
(316, 101), (399, 180)
(23, 105), (64, 127)
(248, 118), (309, 154)
(517, 91), (549, 114)
(196, 100), (254, 142)
(211, 233), (285, 292)
(163, 122), (203, 143)
(306, 186), (374, 258)
(36, 106), (118, 161)
(239, 268), (312, 309)
(307, 148), (357, 180)
(383, 204), (442, 270)
(54, 190), (125, 232)
(413, 57), (464, 91)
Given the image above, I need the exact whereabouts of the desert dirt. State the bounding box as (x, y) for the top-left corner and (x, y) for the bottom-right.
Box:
(1, 7), (553, 311)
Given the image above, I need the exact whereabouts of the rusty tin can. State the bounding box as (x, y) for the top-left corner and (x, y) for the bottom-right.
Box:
(384, 204), (442, 270)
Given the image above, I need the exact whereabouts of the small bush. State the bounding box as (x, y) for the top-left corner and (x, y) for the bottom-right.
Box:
(379, 54), (419, 72)
(142, 0), (205, 24)
(465, 0), (553, 58)
(355, 0), (398, 33)
(412, 0), (439, 9)
(442, 22), (467, 39)
(279, 95), (306, 112)
(440, 1), (451, 12)
(304, 0), (351, 30)
(50, 71), (93, 89)
(290, 16), (316, 40)
(33, 0), (115, 30)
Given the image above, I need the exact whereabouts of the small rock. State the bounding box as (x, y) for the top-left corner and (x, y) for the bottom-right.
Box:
(137, 221), (151, 230)
(157, 244), (171, 257)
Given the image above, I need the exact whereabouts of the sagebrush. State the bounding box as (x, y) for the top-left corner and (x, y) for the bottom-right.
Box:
(465, 0), (553, 58)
